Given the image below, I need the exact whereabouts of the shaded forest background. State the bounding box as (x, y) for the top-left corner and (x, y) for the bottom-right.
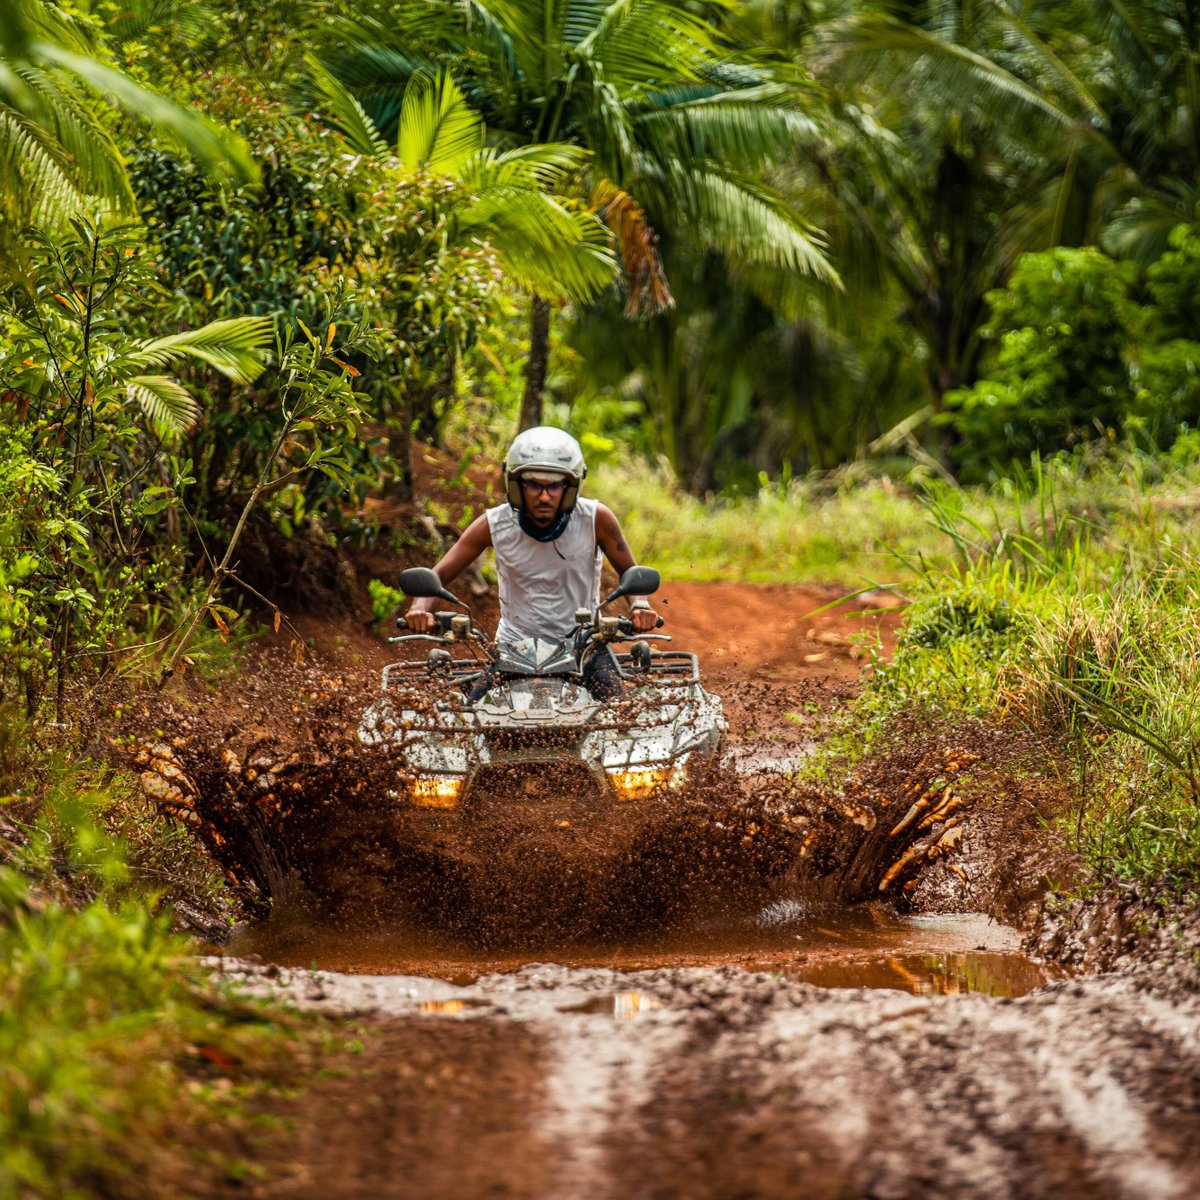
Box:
(4, 0), (1200, 713)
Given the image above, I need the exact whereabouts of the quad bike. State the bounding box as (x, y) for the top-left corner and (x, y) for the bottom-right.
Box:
(357, 565), (727, 828)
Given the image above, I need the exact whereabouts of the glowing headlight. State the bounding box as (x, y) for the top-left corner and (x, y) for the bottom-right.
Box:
(409, 777), (464, 808)
(607, 761), (687, 799)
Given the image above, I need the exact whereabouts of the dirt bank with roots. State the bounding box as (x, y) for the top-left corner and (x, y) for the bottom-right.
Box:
(123, 579), (1200, 1199)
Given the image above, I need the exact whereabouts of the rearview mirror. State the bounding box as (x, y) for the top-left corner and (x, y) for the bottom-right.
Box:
(398, 567), (462, 607)
(602, 564), (660, 606)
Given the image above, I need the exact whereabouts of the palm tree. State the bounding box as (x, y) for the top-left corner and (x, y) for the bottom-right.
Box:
(799, 1), (1079, 428)
(307, 59), (615, 299)
(305, 57), (617, 495)
(0, 0), (253, 274)
(319, 0), (836, 428)
(821, 0), (1200, 265)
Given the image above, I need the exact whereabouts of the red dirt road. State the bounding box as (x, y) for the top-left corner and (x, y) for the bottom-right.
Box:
(660, 580), (902, 682)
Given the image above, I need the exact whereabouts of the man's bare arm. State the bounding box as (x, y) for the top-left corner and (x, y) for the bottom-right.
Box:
(405, 514), (493, 631)
(595, 504), (658, 632)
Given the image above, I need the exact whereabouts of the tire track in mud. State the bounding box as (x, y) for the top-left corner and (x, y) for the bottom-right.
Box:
(218, 962), (1200, 1200)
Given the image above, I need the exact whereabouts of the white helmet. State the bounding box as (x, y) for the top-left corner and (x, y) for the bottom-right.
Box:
(503, 426), (587, 514)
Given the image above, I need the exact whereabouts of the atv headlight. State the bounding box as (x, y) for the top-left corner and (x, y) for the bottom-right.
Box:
(607, 760), (688, 800)
(409, 777), (463, 808)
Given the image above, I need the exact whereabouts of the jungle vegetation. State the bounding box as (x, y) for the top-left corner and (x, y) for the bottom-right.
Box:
(4, 5), (1200, 1190)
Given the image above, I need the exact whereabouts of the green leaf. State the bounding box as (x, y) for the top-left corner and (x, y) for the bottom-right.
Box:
(125, 375), (200, 435)
(36, 42), (258, 183)
(304, 53), (388, 157)
(396, 69), (483, 173)
(130, 316), (274, 385)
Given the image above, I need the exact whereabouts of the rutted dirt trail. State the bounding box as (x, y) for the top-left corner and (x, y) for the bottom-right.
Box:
(159, 579), (1200, 1198)
(216, 962), (1200, 1200)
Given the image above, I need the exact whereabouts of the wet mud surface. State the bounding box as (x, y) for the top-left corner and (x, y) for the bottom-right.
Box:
(233, 904), (1057, 998)
(213, 959), (1200, 1200)
(133, 580), (1200, 1197)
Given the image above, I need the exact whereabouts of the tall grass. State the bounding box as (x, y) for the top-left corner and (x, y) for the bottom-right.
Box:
(592, 448), (1200, 587)
(851, 451), (1200, 889)
(592, 459), (941, 584)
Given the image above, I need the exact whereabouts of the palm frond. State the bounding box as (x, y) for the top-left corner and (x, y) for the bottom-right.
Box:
(484, 0), (569, 91)
(670, 163), (839, 285)
(633, 85), (822, 170)
(816, 13), (1080, 130)
(458, 139), (591, 189)
(583, 77), (636, 181)
(13, 64), (132, 205)
(0, 106), (87, 226)
(305, 53), (388, 157)
(397, 70), (484, 173)
(1104, 180), (1200, 265)
(575, 0), (717, 88)
(126, 374), (200, 436)
(315, 25), (423, 139)
(592, 178), (672, 316)
(36, 42), (257, 183)
(454, 147), (615, 300)
(131, 316), (274, 385)
(103, 0), (219, 47)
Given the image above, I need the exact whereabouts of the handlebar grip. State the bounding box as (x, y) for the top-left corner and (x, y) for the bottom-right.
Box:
(656, 615), (664, 628)
(396, 616), (409, 629)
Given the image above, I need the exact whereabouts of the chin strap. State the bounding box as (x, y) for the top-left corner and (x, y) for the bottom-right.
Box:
(516, 506), (571, 540)
(516, 508), (572, 546)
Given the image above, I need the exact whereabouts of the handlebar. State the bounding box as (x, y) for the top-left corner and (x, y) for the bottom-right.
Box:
(619, 615), (665, 631)
(392, 609), (668, 657)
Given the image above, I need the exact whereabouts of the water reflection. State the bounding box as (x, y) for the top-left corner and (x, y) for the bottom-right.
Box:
(562, 991), (666, 1019)
(787, 950), (1054, 998)
(231, 906), (1060, 999)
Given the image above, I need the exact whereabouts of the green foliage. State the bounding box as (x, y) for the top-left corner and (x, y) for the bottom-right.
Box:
(0, 0), (253, 276)
(1146, 222), (1200, 341)
(0, 763), (298, 1199)
(0, 216), (273, 711)
(836, 452), (1200, 889)
(943, 248), (1138, 479)
(1128, 340), (1200, 447)
(129, 105), (373, 323)
(367, 578), (406, 624)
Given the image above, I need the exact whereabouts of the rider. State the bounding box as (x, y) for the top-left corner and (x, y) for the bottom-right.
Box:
(404, 426), (659, 697)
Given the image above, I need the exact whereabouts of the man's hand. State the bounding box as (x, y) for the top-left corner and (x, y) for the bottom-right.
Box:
(405, 607), (437, 634)
(630, 606), (658, 633)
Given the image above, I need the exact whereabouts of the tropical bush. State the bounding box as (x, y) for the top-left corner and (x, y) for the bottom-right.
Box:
(944, 239), (1200, 479)
(0, 756), (302, 1199)
(849, 455), (1200, 888)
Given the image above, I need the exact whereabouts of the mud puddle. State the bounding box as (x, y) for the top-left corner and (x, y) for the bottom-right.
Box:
(229, 904), (1059, 998)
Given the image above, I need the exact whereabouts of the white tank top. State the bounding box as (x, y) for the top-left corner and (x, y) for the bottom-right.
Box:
(486, 498), (602, 642)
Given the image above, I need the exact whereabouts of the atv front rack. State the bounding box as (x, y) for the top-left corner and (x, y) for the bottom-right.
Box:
(381, 658), (485, 692)
(380, 649), (702, 694)
(614, 649), (700, 683)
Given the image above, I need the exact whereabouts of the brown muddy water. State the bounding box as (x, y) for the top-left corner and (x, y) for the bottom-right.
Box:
(229, 903), (1059, 998)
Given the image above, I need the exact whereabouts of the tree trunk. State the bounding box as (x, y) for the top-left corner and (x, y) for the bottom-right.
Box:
(387, 394), (415, 504)
(519, 294), (552, 432)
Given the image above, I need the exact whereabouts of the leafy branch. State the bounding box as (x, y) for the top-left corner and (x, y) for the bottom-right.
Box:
(158, 307), (375, 685)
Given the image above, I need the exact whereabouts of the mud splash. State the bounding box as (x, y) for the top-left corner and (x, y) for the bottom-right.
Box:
(131, 661), (1028, 950)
